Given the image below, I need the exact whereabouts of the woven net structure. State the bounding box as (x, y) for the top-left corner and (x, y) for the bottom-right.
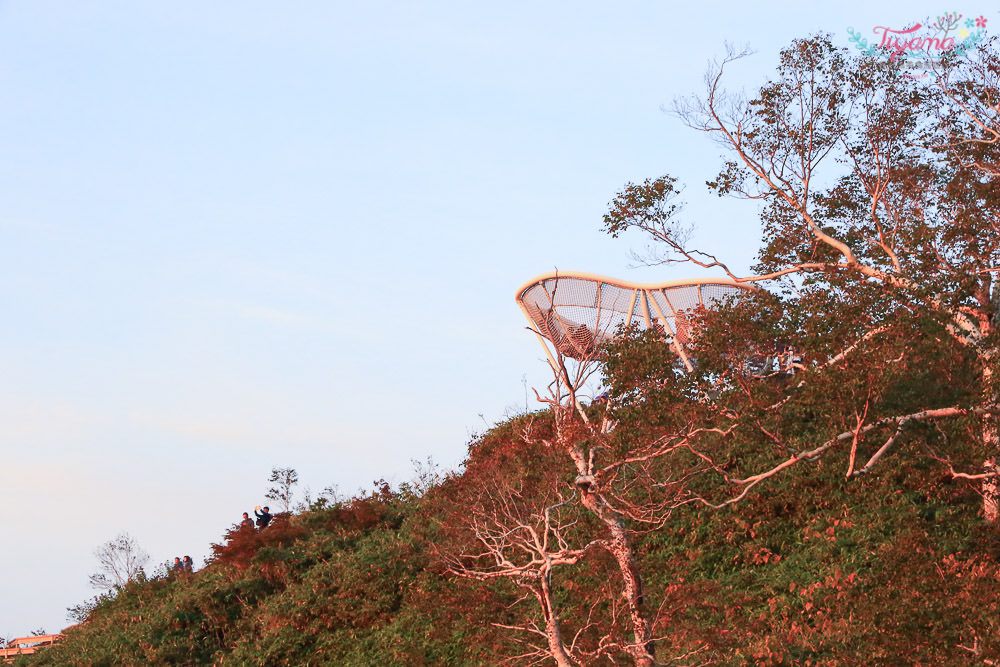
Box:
(515, 272), (751, 361)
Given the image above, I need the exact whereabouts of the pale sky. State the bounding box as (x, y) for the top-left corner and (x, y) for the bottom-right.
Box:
(1, 0), (993, 637)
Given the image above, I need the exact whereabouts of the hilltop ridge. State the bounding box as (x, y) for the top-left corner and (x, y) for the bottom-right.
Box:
(13, 409), (1000, 665)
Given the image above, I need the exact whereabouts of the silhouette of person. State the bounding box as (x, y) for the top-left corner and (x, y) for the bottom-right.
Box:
(182, 556), (193, 573)
(254, 505), (272, 528)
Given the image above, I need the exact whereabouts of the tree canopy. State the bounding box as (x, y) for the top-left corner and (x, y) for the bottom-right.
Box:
(603, 34), (1000, 510)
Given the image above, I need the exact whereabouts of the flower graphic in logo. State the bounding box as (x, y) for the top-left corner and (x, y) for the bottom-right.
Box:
(976, 15), (988, 28)
(965, 18), (975, 28)
(958, 27), (970, 38)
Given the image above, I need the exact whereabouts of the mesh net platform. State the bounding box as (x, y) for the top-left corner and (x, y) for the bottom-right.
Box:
(515, 272), (751, 360)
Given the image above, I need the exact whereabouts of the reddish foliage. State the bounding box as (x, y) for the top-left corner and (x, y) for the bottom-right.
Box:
(210, 514), (307, 570)
(324, 490), (396, 533)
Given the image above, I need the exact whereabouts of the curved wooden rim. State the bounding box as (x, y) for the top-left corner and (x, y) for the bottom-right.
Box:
(515, 270), (751, 302)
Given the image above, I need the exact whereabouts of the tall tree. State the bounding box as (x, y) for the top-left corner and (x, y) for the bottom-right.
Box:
(435, 417), (600, 666)
(266, 467), (299, 513)
(88, 532), (150, 591)
(602, 35), (1000, 514)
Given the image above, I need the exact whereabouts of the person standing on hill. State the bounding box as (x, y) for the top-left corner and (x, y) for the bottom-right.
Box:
(182, 556), (194, 573)
(240, 512), (254, 529)
(254, 505), (272, 528)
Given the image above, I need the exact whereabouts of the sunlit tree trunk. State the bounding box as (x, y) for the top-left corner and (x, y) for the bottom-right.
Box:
(557, 432), (654, 666)
(576, 488), (655, 666)
(560, 441), (653, 666)
(983, 362), (999, 522)
(982, 280), (999, 522)
(536, 565), (576, 667)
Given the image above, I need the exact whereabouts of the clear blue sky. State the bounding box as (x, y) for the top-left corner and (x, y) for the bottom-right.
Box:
(1, 0), (992, 637)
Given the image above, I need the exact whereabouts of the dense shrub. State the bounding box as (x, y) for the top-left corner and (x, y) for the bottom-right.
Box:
(19, 421), (1000, 665)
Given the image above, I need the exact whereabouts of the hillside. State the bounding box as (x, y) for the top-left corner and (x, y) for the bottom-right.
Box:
(14, 409), (1000, 665)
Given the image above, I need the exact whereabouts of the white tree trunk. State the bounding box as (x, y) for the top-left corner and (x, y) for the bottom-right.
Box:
(578, 489), (656, 666)
(984, 458), (998, 522)
(538, 567), (576, 667)
(984, 364), (999, 522)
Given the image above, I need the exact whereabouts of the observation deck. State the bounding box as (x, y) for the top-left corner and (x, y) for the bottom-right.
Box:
(515, 271), (751, 369)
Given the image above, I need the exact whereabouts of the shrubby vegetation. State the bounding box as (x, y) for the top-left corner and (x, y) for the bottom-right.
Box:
(18, 34), (1000, 665)
(16, 417), (1000, 665)
(23, 482), (509, 666)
